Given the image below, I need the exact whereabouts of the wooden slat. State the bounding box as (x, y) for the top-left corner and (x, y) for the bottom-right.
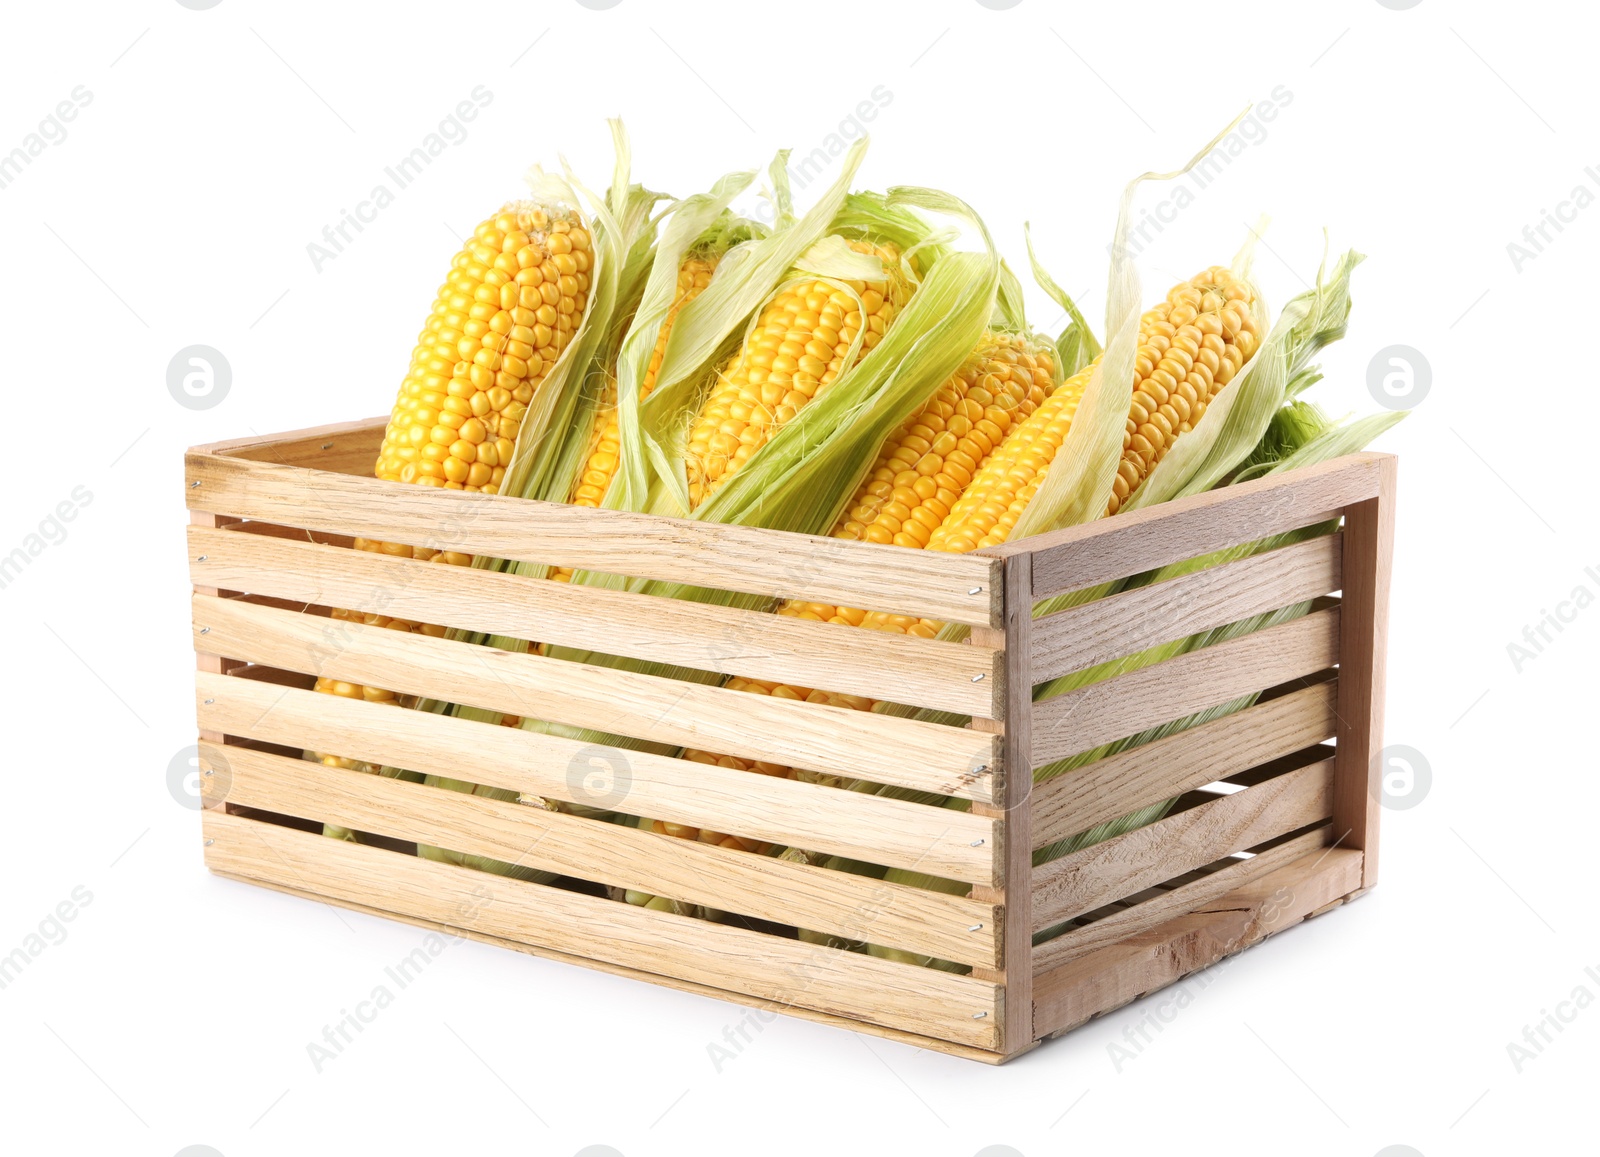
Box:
(203, 810), (1002, 1048)
(1030, 682), (1338, 849)
(214, 868), (1021, 1064)
(187, 524), (1002, 720)
(1334, 456), (1396, 889)
(1030, 606), (1340, 769)
(185, 450), (1001, 627)
(194, 672), (1000, 885)
(1031, 757), (1335, 931)
(202, 744), (999, 966)
(192, 416), (385, 477)
(1031, 534), (1343, 682)
(1030, 828), (1328, 972)
(994, 454), (1384, 599)
(191, 593), (998, 803)
(1031, 849), (1363, 1039)
(965, 553), (1033, 1056)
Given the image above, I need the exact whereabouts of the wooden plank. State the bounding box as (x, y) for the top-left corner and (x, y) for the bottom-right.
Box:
(1030, 606), (1340, 769)
(1031, 757), (1335, 931)
(185, 451), (1002, 627)
(203, 810), (1002, 1048)
(1030, 682), (1338, 849)
(965, 553), (1033, 1056)
(1031, 849), (1364, 1040)
(1030, 828), (1327, 972)
(191, 510), (239, 759)
(212, 870), (1023, 1064)
(187, 524), (1002, 721)
(1334, 455), (1396, 889)
(202, 744), (999, 967)
(194, 672), (1000, 885)
(1031, 534), (1342, 682)
(995, 453), (1384, 598)
(191, 416), (385, 477)
(191, 593), (998, 803)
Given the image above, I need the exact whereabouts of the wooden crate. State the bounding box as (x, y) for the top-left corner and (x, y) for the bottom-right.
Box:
(185, 419), (1395, 1063)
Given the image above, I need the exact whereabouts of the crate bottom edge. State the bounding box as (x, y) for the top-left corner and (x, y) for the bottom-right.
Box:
(208, 866), (1026, 1065)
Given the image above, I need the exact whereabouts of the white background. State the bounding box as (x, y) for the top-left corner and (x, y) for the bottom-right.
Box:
(1, 0), (1594, 1154)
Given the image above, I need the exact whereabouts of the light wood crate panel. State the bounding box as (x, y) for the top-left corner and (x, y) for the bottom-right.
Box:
(186, 420), (1395, 1062)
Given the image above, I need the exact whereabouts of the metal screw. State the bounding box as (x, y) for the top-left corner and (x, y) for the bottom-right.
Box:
(199, 627), (210, 634)
(972, 1011), (988, 1019)
(196, 555), (207, 562)
(968, 923), (983, 932)
(970, 838), (985, 847)
(203, 768), (213, 777)
(968, 585), (983, 595)
(190, 480), (202, 488)
(204, 839), (214, 847)
(321, 442), (333, 450)
(971, 673), (984, 682)
(971, 763), (989, 775)
(203, 698), (215, 705)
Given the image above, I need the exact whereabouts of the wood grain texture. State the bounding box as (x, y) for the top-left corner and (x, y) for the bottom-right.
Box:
(965, 553), (1033, 1056)
(211, 869), (1026, 1064)
(1031, 757), (1335, 931)
(1334, 455), (1396, 889)
(185, 450), (1002, 627)
(192, 416), (385, 477)
(1031, 849), (1364, 1040)
(202, 744), (999, 966)
(187, 524), (1002, 720)
(1031, 534), (1343, 682)
(191, 592), (998, 803)
(195, 672), (1001, 885)
(1030, 682), (1338, 850)
(1030, 828), (1328, 973)
(997, 453), (1385, 598)
(203, 809), (1003, 1048)
(1030, 606), (1341, 769)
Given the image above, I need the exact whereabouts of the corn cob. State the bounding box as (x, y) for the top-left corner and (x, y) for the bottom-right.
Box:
(864, 266), (1259, 637)
(311, 203), (591, 760)
(685, 239), (909, 508)
(672, 334), (1057, 794)
(550, 253), (719, 582)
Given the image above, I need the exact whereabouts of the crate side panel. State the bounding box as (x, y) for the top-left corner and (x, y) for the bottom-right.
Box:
(1031, 681), (1338, 850)
(192, 592), (999, 803)
(185, 452), (1001, 627)
(1031, 606), (1340, 770)
(195, 673), (1001, 886)
(1031, 757), (1335, 931)
(1031, 533), (1342, 682)
(203, 744), (1000, 967)
(188, 525), (1002, 721)
(1032, 849), (1364, 1040)
(203, 810), (1003, 1049)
